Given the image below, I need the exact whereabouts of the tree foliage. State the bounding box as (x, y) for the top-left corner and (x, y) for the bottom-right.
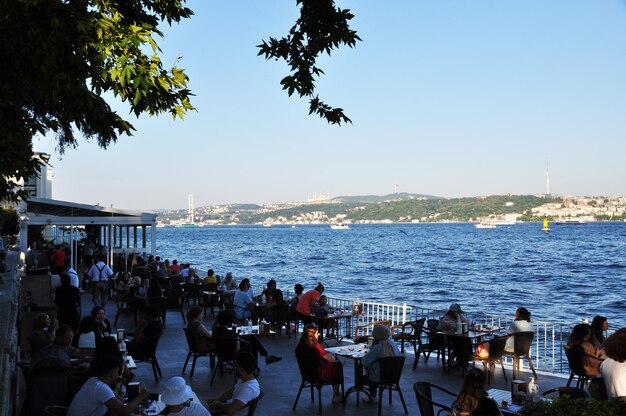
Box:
(257, 0), (360, 125)
(0, 0), (194, 201)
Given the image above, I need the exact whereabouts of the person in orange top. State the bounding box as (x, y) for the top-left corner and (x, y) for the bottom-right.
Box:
(296, 283), (324, 325)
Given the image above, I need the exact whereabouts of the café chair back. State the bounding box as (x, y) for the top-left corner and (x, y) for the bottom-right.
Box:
(392, 318), (424, 354)
(413, 381), (458, 416)
(114, 294), (138, 327)
(182, 328), (215, 379)
(564, 345), (601, 389)
(42, 405), (69, 416)
(354, 320), (391, 344)
(542, 386), (588, 399)
(269, 303), (290, 337)
(473, 334), (510, 383)
(445, 336), (473, 377)
(371, 355), (408, 415)
(27, 366), (72, 416)
(414, 321), (445, 369)
(504, 331), (536, 378)
(243, 390), (264, 416)
(133, 334), (163, 383)
(210, 336), (239, 386)
(293, 352), (345, 415)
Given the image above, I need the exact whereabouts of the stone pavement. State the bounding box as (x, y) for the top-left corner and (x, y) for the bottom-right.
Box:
(102, 296), (570, 416)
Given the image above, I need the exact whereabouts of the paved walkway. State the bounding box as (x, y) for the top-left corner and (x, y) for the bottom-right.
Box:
(101, 296), (569, 416)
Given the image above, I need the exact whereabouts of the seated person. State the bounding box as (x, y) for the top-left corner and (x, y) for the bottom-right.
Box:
(186, 307), (214, 354)
(260, 279), (283, 305)
(295, 324), (343, 404)
(289, 283), (304, 307)
(73, 316), (97, 349)
(208, 351), (261, 415)
(162, 376), (210, 416)
(31, 324), (87, 370)
(91, 335), (131, 382)
(223, 272), (238, 290)
(599, 327), (626, 399)
(134, 278), (150, 304)
(453, 368), (501, 416)
(437, 303), (470, 332)
(567, 323), (604, 376)
(213, 311), (281, 366)
(68, 355), (148, 416)
(204, 269), (218, 284)
(27, 312), (58, 352)
(590, 315), (609, 350)
(116, 272), (131, 296)
(504, 307), (533, 353)
(233, 279), (256, 321)
(314, 295), (337, 339)
(361, 324), (401, 403)
(127, 305), (163, 357)
(91, 306), (113, 341)
(146, 276), (163, 298)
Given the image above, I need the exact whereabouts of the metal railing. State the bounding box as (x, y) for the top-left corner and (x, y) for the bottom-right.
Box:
(319, 295), (580, 375)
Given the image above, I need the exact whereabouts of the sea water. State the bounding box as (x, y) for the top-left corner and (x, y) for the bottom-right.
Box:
(154, 223), (626, 327)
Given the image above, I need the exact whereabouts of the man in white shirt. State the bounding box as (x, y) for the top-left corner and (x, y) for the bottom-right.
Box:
(208, 352), (260, 416)
(87, 255), (113, 308)
(64, 266), (80, 288)
(68, 355), (148, 416)
(161, 376), (210, 416)
(233, 279), (255, 321)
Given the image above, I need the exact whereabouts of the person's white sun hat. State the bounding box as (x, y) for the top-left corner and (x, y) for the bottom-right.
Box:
(161, 376), (192, 406)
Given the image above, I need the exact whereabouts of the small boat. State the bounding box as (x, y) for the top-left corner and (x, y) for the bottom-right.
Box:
(262, 222), (272, 227)
(542, 218), (550, 232)
(475, 222), (496, 229)
(555, 218), (587, 225)
(330, 223), (350, 230)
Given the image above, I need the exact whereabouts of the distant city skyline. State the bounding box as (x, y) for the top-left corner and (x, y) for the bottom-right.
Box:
(34, 1), (626, 210)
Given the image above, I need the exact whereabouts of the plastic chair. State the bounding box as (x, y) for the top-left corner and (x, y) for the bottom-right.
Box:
(472, 334), (510, 383)
(542, 386), (588, 399)
(243, 390), (264, 416)
(413, 381), (458, 416)
(182, 328), (215, 379)
(132, 334), (163, 383)
(503, 331), (536, 378)
(293, 352), (345, 415)
(369, 356), (408, 415)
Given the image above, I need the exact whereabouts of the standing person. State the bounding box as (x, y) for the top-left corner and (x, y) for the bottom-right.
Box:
(208, 351), (261, 415)
(87, 254), (113, 308)
(361, 324), (401, 403)
(599, 327), (626, 399)
(50, 244), (67, 274)
(295, 324), (343, 404)
(453, 368), (501, 415)
(67, 355), (148, 416)
(55, 274), (81, 331)
(25, 241), (39, 270)
(590, 316), (609, 350)
(65, 265), (80, 288)
(161, 376), (211, 416)
(83, 239), (95, 270)
(296, 283), (325, 325)
(504, 307), (533, 353)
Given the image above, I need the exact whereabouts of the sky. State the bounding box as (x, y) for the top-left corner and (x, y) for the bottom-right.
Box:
(35, 0), (626, 210)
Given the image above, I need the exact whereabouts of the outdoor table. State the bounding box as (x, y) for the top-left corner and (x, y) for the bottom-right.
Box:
(437, 330), (494, 372)
(487, 388), (523, 415)
(313, 310), (356, 343)
(325, 343), (371, 407)
(236, 325), (275, 336)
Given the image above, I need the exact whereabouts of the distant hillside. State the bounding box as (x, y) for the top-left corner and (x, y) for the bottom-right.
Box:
(333, 192), (440, 204)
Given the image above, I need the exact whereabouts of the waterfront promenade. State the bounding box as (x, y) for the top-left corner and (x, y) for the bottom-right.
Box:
(107, 297), (569, 415)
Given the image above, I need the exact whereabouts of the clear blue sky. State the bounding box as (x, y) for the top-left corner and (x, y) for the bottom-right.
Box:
(36, 0), (626, 210)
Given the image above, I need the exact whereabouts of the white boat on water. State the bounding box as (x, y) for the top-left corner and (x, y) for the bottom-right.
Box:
(330, 223), (350, 230)
(556, 218), (588, 225)
(475, 222), (496, 229)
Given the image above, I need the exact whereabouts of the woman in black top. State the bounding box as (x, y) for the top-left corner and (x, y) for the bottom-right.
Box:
(55, 274), (81, 331)
(454, 368), (501, 416)
(91, 306), (113, 341)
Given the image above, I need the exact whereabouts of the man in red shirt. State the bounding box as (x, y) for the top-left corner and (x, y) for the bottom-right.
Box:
(296, 283), (324, 324)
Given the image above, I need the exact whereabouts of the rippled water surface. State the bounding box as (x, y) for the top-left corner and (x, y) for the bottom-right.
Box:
(155, 223), (626, 326)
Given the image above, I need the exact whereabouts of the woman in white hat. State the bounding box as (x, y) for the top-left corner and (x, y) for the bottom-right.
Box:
(361, 324), (401, 403)
(162, 376), (210, 415)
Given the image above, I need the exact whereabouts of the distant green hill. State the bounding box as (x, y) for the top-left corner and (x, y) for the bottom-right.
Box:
(333, 192), (440, 204)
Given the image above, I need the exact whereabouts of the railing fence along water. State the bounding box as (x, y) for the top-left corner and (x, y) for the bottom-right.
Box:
(307, 294), (583, 375)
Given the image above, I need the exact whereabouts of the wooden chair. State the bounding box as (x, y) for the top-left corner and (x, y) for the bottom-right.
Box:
(293, 352), (345, 415)
(182, 328), (215, 379)
(413, 381), (458, 416)
(369, 356), (408, 415)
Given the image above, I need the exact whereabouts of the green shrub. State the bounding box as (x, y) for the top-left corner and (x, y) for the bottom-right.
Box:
(520, 396), (626, 416)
